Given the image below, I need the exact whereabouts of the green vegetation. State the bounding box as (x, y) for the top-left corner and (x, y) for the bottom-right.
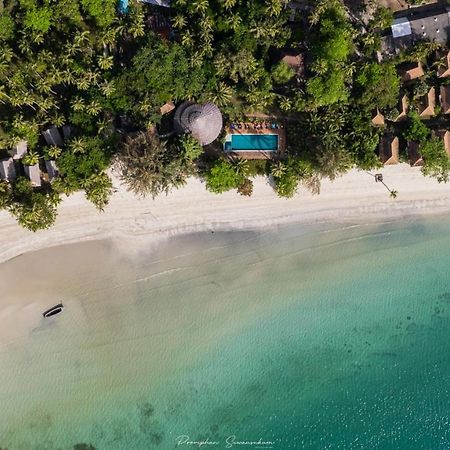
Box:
(403, 112), (430, 143)
(419, 138), (450, 183)
(1, 0), (450, 231)
(205, 159), (244, 194)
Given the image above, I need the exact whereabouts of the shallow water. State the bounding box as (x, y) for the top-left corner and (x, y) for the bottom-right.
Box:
(0, 218), (450, 449)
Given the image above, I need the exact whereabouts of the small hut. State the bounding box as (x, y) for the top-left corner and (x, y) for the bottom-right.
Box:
(25, 164), (42, 187)
(371, 109), (385, 127)
(437, 50), (450, 78)
(393, 95), (409, 122)
(440, 85), (450, 114)
(399, 61), (424, 83)
(378, 135), (399, 165)
(418, 87), (436, 119)
(434, 130), (450, 156)
(43, 126), (63, 147)
(45, 160), (59, 182)
(0, 158), (16, 182)
(407, 141), (423, 167)
(12, 140), (28, 160)
(174, 102), (223, 146)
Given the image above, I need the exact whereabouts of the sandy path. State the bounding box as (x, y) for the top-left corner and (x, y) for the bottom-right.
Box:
(0, 164), (449, 263)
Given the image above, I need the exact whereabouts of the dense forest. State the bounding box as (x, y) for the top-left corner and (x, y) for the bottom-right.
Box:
(0, 0), (449, 230)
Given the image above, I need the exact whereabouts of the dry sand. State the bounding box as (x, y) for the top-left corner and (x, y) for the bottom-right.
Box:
(0, 163), (450, 264)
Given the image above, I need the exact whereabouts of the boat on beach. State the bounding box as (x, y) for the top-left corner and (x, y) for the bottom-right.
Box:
(42, 303), (64, 318)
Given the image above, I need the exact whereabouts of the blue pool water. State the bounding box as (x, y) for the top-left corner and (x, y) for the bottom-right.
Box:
(118, 0), (128, 13)
(225, 134), (278, 151)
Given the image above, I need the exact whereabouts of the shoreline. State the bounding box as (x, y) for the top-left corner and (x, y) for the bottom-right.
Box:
(1, 163), (450, 263)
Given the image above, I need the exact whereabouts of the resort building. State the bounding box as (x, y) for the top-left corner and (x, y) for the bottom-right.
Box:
(393, 95), (409, 122)
(398, 61), (424, 82)
(381, 4), (450, 54)
(45, 160), (59, 182)
(440, 85), (450, 114)
(378, 134), (399, 165)
(174, 102), (223, 146)
(12, 140), (27, 160)
(43, 126), (63, 147)
(371, 109), (385, 127)
(0, 158), (16, 182)
(408, 141), (423, 167)
(417, 87), (436, 119)
(24, 163), (42, 187)
(437, 50), (450, 77)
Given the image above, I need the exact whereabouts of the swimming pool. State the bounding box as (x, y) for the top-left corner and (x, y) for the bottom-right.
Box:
(118, 0), (129, 13)
(224, 134), (278, 152)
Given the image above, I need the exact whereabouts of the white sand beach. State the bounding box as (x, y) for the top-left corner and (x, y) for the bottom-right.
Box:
(1, 163), (450, 263)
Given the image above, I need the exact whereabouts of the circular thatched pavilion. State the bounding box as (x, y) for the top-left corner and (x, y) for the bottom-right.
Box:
(174, 102), (223, 146)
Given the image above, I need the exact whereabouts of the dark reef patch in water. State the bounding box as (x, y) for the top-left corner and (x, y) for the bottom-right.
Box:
(73, 444), (96, 450)
(138, 401), (155, 418)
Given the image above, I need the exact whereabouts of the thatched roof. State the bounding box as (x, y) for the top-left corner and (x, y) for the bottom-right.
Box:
(174, 102), (223, 145)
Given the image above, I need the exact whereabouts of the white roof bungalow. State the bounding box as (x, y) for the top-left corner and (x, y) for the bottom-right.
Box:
(43, 126), (63, 147)
(12, 140), (28, 160)
(45, 160), (59, 182)
(0, 158), (16, 182)
(24, 163), (42, 187)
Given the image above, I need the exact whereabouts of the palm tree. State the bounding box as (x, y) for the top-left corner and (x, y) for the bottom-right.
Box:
(266, 0), (284, 17)
(173, 14), (187, 29)
(279, 96), (292, 112)
(226, 13), (241, 31)
(68, 137), (87, 154)
(98, 55), (113, 71)
(74, 30), (90, 48)
(71, 96), (85, 112)
(193, 0), (208, 14)
(271, 161), (286, 178)
(214, 53), (229, 77)
(210, 82), (233, 107)
(181, 31), (194, 48)
(0, 85), (10, 104)
(233, 158), (249, 177)
(52, 114), (66, 128)
(22, 150), (40, 166)
(99, 80), (115, 97)
(222, 0), (236, 9)
(129, 10), (145, 38)
(45, 145), (62, 159)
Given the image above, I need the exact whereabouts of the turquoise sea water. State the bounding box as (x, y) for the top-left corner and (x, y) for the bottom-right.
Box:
(1, 218), (450, 449)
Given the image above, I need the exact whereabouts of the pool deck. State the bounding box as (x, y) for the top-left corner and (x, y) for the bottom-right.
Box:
(225, 124), (286, 159)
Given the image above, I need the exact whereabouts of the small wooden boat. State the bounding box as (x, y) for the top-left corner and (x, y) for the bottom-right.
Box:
(43, 303), (64, 318)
